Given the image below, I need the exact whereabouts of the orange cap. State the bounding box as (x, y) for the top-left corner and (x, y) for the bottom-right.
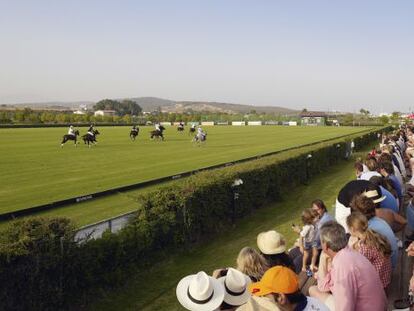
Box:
(248, 266), (298, 296)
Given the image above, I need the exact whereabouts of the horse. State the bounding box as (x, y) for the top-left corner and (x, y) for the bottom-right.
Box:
(61, 130), (80, 147)
(130, 128), (140, 141)
(193, 132), (207, 145)
(177, 125), (185, 132)
(82, 129), (100, 147)
(189, 127), (196, 136)
(150, 125), (165, 141)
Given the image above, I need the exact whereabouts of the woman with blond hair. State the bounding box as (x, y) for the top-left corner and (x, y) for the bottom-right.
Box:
(346, 212), (392, 288)
(236, 247), (269, 282)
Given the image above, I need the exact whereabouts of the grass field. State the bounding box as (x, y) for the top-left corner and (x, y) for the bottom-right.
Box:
(85, 148), (361, 311)
(0, 126), (367, 216)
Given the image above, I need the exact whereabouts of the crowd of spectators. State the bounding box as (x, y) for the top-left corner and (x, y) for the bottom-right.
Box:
(176, 126), (414, 311)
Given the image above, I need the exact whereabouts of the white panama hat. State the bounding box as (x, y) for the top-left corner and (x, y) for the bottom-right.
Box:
(219, 268), (251, 306)
(257, 230), (286, 255)
(363, 189), (386, 204)
(176, 271), (225, 311)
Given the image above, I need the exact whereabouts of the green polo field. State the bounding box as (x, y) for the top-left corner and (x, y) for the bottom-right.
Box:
(0, 125), (368, 221)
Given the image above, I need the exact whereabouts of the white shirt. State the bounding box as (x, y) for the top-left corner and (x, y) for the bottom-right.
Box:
(68, 128), (75, 135)
(304, 296), (330, 311)
(359, 170), (381, 181)
(300, 224), (315, 244)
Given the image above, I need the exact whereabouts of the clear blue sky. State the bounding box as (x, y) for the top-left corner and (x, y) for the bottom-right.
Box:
(1, 0), (413, 113)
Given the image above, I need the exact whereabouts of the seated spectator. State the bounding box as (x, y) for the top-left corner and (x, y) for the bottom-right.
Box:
(350, 194), (398, 268)
(236, 247), (269, 282)
(257, 230), (295, 271)
(243, 266), (329, 311)
(363, 185), (406, 232)
(359, 158), (382, 181)
(290, 199), (334, 274)
(218, 268), (252, 310)
(369, 176), (399, 212)
(335, 180), (381, 231)
(176, 271), (225, 311)
(354, 162), (364, 179)
(292, 209), (318, 273)
(309, 221), (387, 311)
(379, 160), (403, 202)
(346, 212), (392, 288)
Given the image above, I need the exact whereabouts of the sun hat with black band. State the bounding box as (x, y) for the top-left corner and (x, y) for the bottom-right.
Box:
(176, 271), (225, 311)
(337, 180), (382, 207)
(218, 268), (251, 306)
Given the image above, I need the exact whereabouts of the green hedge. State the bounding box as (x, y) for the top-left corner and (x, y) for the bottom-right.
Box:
(0, 127), (391, 310)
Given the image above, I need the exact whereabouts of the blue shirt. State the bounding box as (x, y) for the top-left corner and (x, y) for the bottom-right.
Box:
(379, 186), (399, 213)
(389, 174), (403, 199)
(315, 212), (334, 249)
(368, 216), (398, 268)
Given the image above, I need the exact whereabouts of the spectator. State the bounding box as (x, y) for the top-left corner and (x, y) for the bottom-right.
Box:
(359, 158), (382, 181)
(290, 199), (334, 273)
(379, 160), (403, 202)
(218, 268), (252, 310)
(335, 180), (381, 231)
(354, 162), (364, 179)
(176, 271), (225, 311)
(346, 212), (392, 288)
(350, 194), (398, 268)
(309, 221), (387, 311)
(244, 266), (329, 311)
(257, 230), (295, 271)
(292, 209), (318, 272)
(236, 247), (269, 282)
(369, 176), (399, 212)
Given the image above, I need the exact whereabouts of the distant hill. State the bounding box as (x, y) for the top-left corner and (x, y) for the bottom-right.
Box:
(3, 97), (299, 115)
(124, 97), (298, 115)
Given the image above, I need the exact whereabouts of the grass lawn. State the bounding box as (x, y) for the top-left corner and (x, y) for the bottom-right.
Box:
(85, 152), (359, 311)
(0, 126), (367, 215)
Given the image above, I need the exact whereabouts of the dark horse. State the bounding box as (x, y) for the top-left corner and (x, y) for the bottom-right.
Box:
(189, 127), (196, 135)
(150, 125), (165, 140)
(61, 130), (80, 147)
(177, 124), (185, 132)
(82, 129), (100, 147)
(130, 128), (140, 141)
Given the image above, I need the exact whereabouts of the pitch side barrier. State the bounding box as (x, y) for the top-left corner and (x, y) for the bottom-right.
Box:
(0, 128), (378, 221)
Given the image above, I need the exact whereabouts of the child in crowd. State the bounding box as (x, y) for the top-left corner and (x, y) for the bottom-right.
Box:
(292, 208), (319, 273)
(346, 212), (392, 288)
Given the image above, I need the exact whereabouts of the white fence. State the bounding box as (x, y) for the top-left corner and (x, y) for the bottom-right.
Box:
(74, 211), (137, 242)
(232, 121), (246, 126)
(160, 122), (172, 126)
(201, 121), (215, 126)
(247, 121), (262, 126)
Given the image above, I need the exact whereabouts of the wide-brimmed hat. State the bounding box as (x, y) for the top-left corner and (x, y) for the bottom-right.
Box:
(249, 266), (298, 297)
(363, 189), (386, 204)
(219, 268), (251, 306)
(176, 271), (224, 311)
(257, 230), (286, 255)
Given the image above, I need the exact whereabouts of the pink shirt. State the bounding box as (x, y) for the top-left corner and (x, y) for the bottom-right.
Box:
(318, 247), (387, 311)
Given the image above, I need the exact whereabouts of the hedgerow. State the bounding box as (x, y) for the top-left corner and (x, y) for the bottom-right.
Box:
(0, 127), (391, 310)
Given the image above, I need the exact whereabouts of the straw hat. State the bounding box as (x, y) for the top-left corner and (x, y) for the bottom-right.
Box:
(257, 230), (286, 255)
(363, 189), (386, 204)
(219, 268), (251, 306)
(176, 271), (224, 311)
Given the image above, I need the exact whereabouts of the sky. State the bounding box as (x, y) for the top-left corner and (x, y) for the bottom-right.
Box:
(1, 1), (414, 113)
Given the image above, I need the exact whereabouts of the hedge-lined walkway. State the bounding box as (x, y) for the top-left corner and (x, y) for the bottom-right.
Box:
(86, 154), (360, 311)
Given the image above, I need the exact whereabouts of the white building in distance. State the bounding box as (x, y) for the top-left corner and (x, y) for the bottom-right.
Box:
(94, 110), (117, 116)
